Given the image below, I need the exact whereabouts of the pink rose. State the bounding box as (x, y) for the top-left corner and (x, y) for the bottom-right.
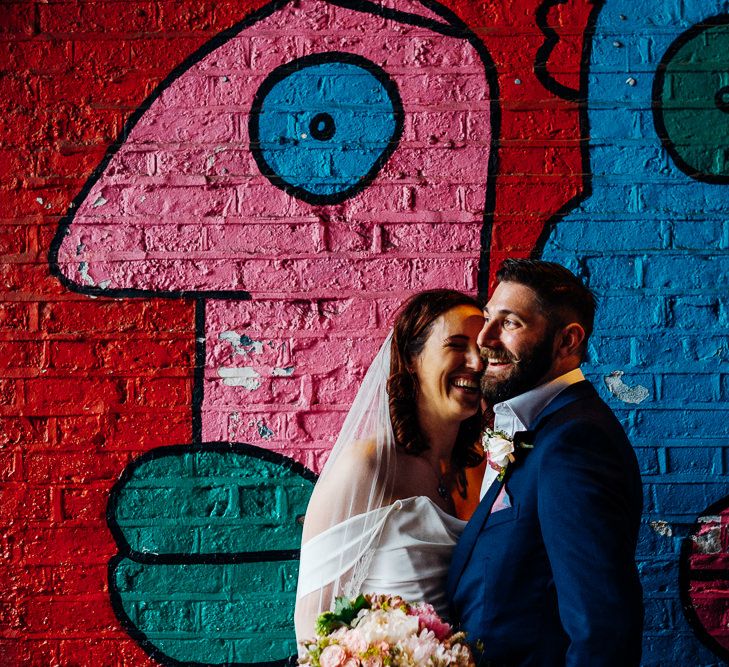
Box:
(362, 656), (383, 667)
(410, 603), (452, 641)
(320, 645), (349, 667)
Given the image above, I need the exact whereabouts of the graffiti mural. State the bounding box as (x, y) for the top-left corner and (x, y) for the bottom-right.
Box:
(45, 0), (596, 663)
(6, 0), (729, 664)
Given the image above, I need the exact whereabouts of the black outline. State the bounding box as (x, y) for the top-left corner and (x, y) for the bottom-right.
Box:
(107, 442), (317, 667)
(535, 0), (597, 101)
(679, 494), (729, 663)
(249, 51), (404, 206)
(46, 0), (300, 300)
(531, 0), (606, 258)
(192, 299), (206, 446)
(414, 0), (500, 296)
(652, 14), (729, 185)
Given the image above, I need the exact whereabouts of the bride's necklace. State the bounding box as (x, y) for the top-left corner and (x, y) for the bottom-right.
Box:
(424, 457), (450, 499)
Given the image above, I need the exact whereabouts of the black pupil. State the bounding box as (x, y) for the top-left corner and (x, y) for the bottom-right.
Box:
(716, 85), (729, 114)
(309, 112), (336, 141)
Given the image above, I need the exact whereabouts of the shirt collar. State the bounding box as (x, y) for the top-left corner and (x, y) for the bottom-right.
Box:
(493, 367), (585, 430)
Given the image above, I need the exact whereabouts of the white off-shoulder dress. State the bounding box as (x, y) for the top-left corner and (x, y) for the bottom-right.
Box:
(297, 495), (466, 617)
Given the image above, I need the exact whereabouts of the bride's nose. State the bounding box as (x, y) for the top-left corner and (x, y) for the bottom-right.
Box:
(465, 344), (484, 373)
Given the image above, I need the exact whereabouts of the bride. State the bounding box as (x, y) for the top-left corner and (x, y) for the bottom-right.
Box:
(295, 289), (485, 640)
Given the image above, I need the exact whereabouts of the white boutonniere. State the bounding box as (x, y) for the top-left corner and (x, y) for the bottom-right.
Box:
(482, 428), (534, 481)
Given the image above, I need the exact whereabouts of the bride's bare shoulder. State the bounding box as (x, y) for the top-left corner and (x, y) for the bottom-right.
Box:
(325, 437), (380, 475)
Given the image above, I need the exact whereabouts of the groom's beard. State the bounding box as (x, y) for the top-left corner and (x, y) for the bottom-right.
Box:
(480, 330), (556, 404)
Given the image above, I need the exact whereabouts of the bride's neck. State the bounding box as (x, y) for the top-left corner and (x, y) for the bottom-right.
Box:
(417, 406), (459, 466)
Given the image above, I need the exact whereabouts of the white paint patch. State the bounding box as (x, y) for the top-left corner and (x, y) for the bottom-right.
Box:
(98, 280), (111, 289)
(604, 371), (649, 404)
(218, 366), (261, 389)
(219, 331), (264, 356)
(272, 366), (295, 377)
(78, 261), (96, 286)
(650, 520), (672, 537)
(256, 419), (274, 440)
(692, 516), (721, 554)
(92, 196), (108, 207)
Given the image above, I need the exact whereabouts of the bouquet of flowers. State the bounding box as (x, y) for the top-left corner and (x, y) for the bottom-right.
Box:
(298, 594), (475, 666)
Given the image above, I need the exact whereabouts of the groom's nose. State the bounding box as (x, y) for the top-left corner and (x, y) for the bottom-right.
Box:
(477, 317), (499, 350)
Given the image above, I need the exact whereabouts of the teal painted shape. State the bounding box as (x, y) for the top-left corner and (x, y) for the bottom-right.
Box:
(113, 448), (312, 555)
(108, 444), (316, 665)
(655, 18), (729, 179)
(113, 560), (300, 663)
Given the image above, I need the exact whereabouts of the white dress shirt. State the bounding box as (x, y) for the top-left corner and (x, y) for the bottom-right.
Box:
(479, 368), (585, 499)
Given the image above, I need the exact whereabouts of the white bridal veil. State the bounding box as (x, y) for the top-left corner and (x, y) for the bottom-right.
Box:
(294, 333), (396, 638)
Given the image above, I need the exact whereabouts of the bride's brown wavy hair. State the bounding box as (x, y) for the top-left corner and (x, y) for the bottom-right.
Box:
(387, 289), (484, 473)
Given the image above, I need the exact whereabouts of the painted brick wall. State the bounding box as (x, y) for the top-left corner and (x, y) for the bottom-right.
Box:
(1, 0), (728, 665)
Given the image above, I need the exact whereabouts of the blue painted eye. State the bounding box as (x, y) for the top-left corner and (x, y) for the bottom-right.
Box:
(250, 52), (403, 204)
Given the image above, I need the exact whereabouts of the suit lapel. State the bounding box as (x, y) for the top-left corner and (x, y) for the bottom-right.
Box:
(447, 468), (510, 600)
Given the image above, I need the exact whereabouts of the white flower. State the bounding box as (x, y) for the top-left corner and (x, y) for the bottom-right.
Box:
(354, 608), (419, 644)
(483, 431), (515, 469)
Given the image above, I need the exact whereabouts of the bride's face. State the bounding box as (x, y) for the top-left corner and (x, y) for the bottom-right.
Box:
(412, 305), (485, 424)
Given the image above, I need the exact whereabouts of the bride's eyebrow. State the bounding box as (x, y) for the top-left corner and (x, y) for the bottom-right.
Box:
(444, 334), (468, 344)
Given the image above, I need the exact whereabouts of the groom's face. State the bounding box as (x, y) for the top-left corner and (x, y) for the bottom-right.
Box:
(478, 281), (558, 403)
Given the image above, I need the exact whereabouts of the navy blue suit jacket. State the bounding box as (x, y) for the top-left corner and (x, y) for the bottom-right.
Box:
(447, 380), (643, 666)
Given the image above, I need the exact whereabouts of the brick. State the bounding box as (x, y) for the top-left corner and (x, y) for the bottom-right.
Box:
(0, 301), (36, 333)
(23, 377), (125, 414)
(0, 484), (51, 522)
(0, 450), (19, 481)
(1, 417), (50, 447)
(105, 411), (190, 448)
(23, 594), (119, 633)
(60, 486), (108, 521)
(662, 374), (717, 403)
(633, 408), (729, 439)
(634, 447), (660, 476)
(134, 377), (189, 407)
(665, 447), (720, 476)
(653, 482), (729, 516)
(0, 378), (18, 406)
(23, 451), (130, 485)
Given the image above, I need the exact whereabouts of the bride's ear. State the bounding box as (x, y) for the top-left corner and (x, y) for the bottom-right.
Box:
(556, 323), (585, 358)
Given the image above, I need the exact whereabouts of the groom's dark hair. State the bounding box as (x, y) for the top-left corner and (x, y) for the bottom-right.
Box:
(494, 259), (596, 358)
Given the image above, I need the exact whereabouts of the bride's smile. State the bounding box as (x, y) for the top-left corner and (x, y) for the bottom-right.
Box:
(412, 305), (485, 423)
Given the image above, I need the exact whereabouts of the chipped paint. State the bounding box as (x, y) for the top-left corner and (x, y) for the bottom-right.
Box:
(603, 370), (649, 404)
(256, 420), (274, 440)
(691, 516), (722, 554)
(650, 520), (673, 537)
(219, 331), (265, 356)
(92, 196), (108, 207)
(272, 366), (295, 377)
(217, 367), (261, 389)
(78, 261), (95, 286)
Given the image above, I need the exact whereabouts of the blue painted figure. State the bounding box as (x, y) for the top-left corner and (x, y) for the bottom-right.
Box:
(541, 2), (729, 663)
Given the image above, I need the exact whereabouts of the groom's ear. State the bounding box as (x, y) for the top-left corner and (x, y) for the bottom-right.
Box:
(555, 322), (585, 359)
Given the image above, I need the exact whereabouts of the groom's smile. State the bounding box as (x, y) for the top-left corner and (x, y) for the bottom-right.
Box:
(477, 281), (558, 403)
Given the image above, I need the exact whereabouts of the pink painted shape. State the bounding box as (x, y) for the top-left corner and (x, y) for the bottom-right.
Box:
(55, 0), (495, 469)
(56, 0), (492, 296)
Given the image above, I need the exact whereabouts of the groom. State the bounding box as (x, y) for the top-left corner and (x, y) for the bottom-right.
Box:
(447, 259), (643, 666)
